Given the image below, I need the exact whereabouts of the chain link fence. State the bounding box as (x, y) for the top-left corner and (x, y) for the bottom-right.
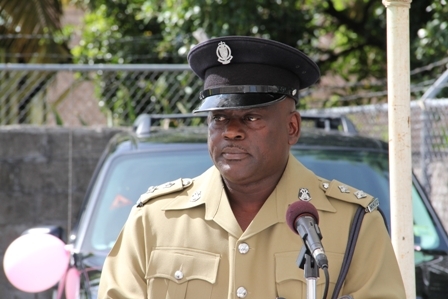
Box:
(307, 100), (448, 225)
(1, 63), (448, 225)
(0, 64), (204, 127)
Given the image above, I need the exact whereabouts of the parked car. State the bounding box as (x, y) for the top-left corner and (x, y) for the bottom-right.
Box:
(4, 113), (448, 299)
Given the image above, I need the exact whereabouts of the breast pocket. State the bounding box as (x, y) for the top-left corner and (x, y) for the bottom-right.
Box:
(147, 248), (220, 299)
(275, 251), (343, 299)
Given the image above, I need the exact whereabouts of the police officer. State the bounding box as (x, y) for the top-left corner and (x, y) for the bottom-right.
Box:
(98, 36), (406, 298)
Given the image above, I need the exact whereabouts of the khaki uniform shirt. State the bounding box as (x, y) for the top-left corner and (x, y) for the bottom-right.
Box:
(98, 154), (406, 299)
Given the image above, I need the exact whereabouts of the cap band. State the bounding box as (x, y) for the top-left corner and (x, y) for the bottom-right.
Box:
(199, 85), (299, 101)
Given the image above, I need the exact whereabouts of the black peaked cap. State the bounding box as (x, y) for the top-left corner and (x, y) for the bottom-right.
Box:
(187, 36), (320, 112)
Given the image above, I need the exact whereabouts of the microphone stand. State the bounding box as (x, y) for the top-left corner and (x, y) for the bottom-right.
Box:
(297, 245), (319, 299)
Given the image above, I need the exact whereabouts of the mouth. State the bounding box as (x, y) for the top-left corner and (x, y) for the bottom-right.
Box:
(221, 146), (249, 160)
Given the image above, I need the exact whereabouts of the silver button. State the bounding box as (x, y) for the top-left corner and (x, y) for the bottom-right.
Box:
(174, 270), (184, 280)
(182, 178), (192, 187)
(236, 286), (247, 298)
(238, 242), (250, 254)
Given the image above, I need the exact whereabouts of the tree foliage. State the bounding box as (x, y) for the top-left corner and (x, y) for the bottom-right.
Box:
(0, 0), (70, 63)
(70, 0), (448, 108)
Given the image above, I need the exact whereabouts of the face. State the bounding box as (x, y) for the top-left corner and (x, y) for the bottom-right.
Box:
(207, 98), (301, 186)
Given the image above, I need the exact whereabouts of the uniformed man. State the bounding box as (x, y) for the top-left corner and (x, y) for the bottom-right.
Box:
(98, 36), (406, 298)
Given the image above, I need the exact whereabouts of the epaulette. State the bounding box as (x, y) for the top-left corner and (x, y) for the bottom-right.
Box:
(136, 178), (193, 207)
(318, 178), (380, 213)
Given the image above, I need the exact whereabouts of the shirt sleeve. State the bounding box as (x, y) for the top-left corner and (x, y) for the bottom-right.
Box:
(98, 206), (148, 298)
(340, 210), (407, 298)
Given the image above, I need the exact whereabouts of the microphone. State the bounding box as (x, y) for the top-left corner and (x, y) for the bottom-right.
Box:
(286, 201), (329, 269)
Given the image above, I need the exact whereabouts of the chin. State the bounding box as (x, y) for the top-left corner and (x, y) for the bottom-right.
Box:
(221, 169), (253, 184)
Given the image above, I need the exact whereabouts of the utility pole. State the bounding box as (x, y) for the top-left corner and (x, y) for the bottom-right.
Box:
(382, 1), (415, 298)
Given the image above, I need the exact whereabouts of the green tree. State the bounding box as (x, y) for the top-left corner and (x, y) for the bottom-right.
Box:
(70, 0), (448, 113)
(0, 0), (71, 63)
(412, 1), (448, 98)
(0, 0), (72, 125)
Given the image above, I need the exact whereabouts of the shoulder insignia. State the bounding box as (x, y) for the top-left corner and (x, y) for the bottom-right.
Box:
(317, 176), (331, 191)
(136, 178), (193, 207)
(323, 179), (379, 213)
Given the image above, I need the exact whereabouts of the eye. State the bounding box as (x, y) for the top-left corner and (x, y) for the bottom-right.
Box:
(245, 115), (260, 122)
(211, 114), (227, 122)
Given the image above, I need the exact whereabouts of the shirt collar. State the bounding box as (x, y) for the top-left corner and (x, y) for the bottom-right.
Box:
(162, 153), (336, 231)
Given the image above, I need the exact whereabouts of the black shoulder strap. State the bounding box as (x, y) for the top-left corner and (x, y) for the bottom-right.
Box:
(331, 206), (366, 299)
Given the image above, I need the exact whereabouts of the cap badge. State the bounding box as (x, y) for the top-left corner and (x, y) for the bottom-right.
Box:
(216, 41), (233, 65)
(298, 188), (312, 201)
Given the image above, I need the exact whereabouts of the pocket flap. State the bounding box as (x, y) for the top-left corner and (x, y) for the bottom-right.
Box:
(275, 251), (306, 283)
(147, 248), (220, 284)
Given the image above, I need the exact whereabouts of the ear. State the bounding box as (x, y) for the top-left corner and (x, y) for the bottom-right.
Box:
(288, 111), (301, 145)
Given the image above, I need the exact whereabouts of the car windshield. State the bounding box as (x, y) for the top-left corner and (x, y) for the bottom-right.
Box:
(84, 149), (213, 251)
(82, 147), (446, 256)
(294, 149), (444, 253)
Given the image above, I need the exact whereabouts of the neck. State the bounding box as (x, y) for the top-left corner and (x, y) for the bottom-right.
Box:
(223, 173), (281, 231)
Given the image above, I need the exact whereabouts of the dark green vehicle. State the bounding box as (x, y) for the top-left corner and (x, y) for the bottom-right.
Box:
(5, 113), (448, 298)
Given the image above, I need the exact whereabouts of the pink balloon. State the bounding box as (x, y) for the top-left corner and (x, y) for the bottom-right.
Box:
(65, 267), (81, 299)
(3, 233), (70, 293)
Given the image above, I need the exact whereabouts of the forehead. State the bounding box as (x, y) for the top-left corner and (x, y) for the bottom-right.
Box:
(209, 106), (270, 116)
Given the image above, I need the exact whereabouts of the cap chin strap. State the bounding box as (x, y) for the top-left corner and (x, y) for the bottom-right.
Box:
(199, 85), (299, 101)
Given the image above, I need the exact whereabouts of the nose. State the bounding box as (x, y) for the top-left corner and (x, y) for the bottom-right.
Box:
(223, 118), (245, 140)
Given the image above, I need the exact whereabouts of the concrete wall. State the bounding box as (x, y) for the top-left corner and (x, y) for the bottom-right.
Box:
(0, 126), (126, 299)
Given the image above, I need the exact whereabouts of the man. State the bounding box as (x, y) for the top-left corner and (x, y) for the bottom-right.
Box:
(98, 36), (406, 298)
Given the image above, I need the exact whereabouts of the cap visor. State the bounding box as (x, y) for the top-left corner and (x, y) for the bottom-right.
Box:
(193, 94), (286, 113)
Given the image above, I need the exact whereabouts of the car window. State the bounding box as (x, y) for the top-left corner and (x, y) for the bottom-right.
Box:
(85, 149), (213, 252)
(292, 148), (446, 253)
(293, 149), (391, 223)
(412, 186), (439, 250)
(82, 146), (447, 256)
